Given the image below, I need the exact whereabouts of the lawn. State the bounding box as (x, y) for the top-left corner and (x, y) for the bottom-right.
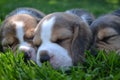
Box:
(0, 0), (120, 80)
(0, 0), (120, 19)
(0, 50), (120, 80)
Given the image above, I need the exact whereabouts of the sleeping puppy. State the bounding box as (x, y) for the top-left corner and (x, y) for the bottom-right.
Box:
(90, 14), (120, 53)
(65, 8), (95, 25)
(0, 7), (45, 62)
(33, 12), (92, 69)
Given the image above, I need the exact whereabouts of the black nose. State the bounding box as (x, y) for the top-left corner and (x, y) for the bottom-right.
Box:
(24, 52), (31, 62)
(40, 51), (50, 63)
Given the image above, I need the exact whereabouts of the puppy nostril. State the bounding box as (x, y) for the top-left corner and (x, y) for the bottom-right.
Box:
(40, 51), (50, 63)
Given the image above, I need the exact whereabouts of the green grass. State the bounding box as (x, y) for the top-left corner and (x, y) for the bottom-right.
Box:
(0, 0), (120, 80)
(0, 50), (120, 80)
(0, 0), (120, 19)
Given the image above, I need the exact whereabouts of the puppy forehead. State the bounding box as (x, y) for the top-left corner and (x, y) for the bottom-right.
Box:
(37, 12), (81, 40)
(40, 14), (74, 39)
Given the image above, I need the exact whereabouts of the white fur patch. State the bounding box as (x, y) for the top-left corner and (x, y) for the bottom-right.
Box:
(14, 21), (30, 49)
(41, 17), (55, 43)
(19, 42), (31, 50)
(36, 16), (73, 69)
(14, 21), (36, 61)
(14, 21), (29, 49)
(14, 21), (24, 43)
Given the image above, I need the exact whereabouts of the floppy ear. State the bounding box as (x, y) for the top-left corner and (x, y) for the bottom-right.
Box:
(71, 21), (92, 65)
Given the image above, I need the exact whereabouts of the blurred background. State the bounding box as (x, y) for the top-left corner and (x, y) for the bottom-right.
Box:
(0, 0), (120, 20)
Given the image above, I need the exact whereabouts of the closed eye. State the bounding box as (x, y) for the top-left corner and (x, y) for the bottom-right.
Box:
(4, 43), (13, 47)
(24, 36), (34, 42)
(101, 34), (118, 43)
(3, 43), (15, 50)
(54, 38), (70, 44)
(2, 40), (14, 48)
(55, 39), (63, 44)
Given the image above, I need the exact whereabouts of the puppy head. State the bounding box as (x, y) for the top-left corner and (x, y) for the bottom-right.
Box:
(33, 12), (92, 69)
(91, 15), (120, 53)
(0, 14), (38, 61)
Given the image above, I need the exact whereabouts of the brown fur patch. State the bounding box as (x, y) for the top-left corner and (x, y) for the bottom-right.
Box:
(97, 27), (118, 40)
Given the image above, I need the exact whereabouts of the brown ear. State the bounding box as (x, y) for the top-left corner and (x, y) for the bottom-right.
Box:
(71, 21), (92, 65)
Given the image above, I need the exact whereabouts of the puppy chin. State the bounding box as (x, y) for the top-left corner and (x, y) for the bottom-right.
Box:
(36, 42), (73, 70)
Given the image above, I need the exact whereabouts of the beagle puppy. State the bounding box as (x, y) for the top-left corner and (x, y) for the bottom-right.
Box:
(0, 7), (45, 62)
(90, 14), (120, 53)
(33, 12), (92, 69)
(65, 8), (95, 25)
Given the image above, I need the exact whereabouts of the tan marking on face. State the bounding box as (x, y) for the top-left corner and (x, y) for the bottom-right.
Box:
(97, 27), (118, 40)
(52, 27), (73, 40)
(96, 27), (120, 53)
(51, 26), (73, 54)
(10, 14), (38, 40)
(33, 21), (42, 46)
